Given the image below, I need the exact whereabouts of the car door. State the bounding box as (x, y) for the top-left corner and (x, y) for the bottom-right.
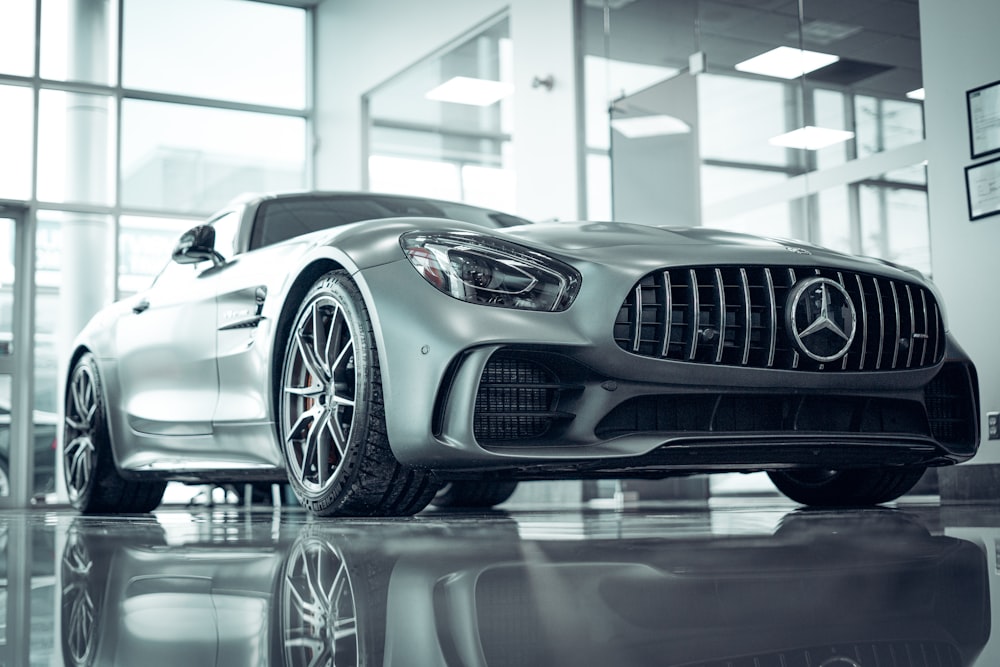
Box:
(112, 215), (237, 436)
(213, 239), (306, 425)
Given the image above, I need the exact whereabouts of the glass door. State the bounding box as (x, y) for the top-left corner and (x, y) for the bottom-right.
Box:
(0, 205), (35, 508)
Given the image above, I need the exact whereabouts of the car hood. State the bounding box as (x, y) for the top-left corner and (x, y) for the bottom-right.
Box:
(499, 221), (907, 274)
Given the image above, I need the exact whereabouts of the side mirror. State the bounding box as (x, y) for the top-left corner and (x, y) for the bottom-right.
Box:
(172, 225), (225, 267)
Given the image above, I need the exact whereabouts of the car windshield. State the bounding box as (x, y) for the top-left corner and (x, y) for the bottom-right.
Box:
(250, 194), (532, 250)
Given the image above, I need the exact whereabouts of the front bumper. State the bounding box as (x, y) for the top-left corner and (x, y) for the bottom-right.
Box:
(358, 259), (980, 478)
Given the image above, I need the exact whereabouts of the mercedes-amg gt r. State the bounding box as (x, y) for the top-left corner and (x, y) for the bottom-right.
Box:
(61, 192), (980, 516)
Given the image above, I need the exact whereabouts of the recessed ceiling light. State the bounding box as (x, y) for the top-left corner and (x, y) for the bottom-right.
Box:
(906, 88), (925, 100)
(769, 126), (855, 150)
(425, 76), (514, 106)
(611, 115), (691, 138)
(735, 46), (839, 79)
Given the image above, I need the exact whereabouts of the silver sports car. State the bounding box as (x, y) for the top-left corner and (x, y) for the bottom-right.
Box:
(62, 192), (981, 516)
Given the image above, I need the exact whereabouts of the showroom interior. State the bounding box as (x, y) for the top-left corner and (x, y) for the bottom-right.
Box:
(2, 0), (1000, 664)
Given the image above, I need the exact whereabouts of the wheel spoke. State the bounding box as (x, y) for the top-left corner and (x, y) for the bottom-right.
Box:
(323, 304), (346, 379)
(64, 436), (94, 497)
(285, 405), (324, 446)
(309, 411), (334, 487)
(296, 308), (330, 384)
(284, 383), (324, 398)
(325, 417), (347, 459)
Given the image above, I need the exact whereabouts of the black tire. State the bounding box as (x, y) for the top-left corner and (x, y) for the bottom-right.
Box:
(432, 480), (519, 509)
(768, 467), (927, 507)
(278, 270), (437, 517)
(63, 353), (166, 513)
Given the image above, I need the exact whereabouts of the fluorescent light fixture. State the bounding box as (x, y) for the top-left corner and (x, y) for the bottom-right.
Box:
(906, 87), (925, 100)
(735, 46), (839, 79)
(425, 76), (514, 106)
(611, 115), (691, 138)
(769, 126), (855, 150)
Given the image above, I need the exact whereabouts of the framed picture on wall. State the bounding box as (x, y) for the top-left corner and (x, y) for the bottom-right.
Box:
(965, 156), (1000, 221)
(967, 79), (1000, 159)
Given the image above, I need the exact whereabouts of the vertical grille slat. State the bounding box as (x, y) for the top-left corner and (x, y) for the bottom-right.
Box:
(739, 268), (752, 365)
(891, 282), (902, 369)
(714, 268), (726, 364)
(874, 277), (886, 370)
(855, 273), (868, 371)
(616, 265), (945, 373)
(905, 284), (917, 368)
(660, 271), (673, 358)
(688, 269), (700, 361)
(630, 284), (643, 353)
(764, 268), (777, 368)
(919, 288), (929, 367)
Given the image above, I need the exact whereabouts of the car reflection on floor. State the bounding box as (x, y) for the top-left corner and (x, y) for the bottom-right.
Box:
(56, 507), (990, 667)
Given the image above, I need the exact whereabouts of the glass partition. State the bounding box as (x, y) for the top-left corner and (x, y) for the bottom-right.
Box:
(365, 15), (515, 212)
(587, 0), (929, 272)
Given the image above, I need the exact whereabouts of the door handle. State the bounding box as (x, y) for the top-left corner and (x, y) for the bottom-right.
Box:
(132, 298), (150, 314)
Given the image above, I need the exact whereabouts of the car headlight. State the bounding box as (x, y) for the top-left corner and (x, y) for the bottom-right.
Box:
(400, 232), (581, 311)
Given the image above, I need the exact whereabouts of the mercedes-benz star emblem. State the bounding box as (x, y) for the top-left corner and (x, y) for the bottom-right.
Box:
(786, 277), (857, 363)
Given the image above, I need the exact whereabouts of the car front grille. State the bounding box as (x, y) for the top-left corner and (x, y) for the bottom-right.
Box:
(614, 265), (944, 372)
(474, 355), (568, 444)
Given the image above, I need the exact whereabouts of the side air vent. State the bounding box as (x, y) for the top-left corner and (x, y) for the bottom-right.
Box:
(474, 355), (572, 444)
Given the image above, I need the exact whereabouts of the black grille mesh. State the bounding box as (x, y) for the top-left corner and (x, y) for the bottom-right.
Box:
(925, 363), (978, 449)
(614, 266), (944, 372)
(474, 356), (560, 443)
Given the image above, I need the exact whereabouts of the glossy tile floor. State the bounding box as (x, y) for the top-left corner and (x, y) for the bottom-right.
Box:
(3, 495), (999, 666)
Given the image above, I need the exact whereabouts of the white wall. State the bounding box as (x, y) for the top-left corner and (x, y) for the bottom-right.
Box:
(921, 0), (1000, 463)
(314, 0), (583, 221)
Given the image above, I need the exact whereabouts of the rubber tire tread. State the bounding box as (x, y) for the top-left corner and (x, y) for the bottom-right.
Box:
(767, 466), (927, 507)
(66, 354), (166, 514)
(432, 480), (519, 508)
(282, 271), (437, 517)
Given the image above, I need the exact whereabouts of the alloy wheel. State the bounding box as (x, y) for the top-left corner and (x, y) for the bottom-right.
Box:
(282, 295), (358, 495)
(64, 363), (98, 502)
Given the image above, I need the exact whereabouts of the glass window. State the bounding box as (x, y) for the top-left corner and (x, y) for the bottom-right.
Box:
(121, 99), (306, 215)
(860, 178), (930, 276)
(123, 0), (307, 108)
(814, 88), (850, 170)
(35, 210), (115, 407)
(366, 16), (513, 209)
(118, 215), (197, 295)
(698, 74), (792, 168)
(856, 96), (925, 159)
(41, 0), (119, 85)
(37, 89), (117, 205)
(368, 155), (462, 202)
(0, 85), (34, 200)
(0, 0), (35, 76)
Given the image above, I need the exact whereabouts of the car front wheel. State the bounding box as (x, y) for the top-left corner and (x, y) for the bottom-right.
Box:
(278, 270), (437, 517)
(767, 467), (927, 507)
(63, 353), (166, 513)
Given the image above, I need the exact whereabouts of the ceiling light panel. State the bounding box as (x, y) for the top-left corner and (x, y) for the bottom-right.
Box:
(425, 76), (514, 106)
(769, 126), (855, 150)
(735, 46), (839, 79)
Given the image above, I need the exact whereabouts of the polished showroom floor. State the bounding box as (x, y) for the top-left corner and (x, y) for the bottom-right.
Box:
(2, 489), (999, 666)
